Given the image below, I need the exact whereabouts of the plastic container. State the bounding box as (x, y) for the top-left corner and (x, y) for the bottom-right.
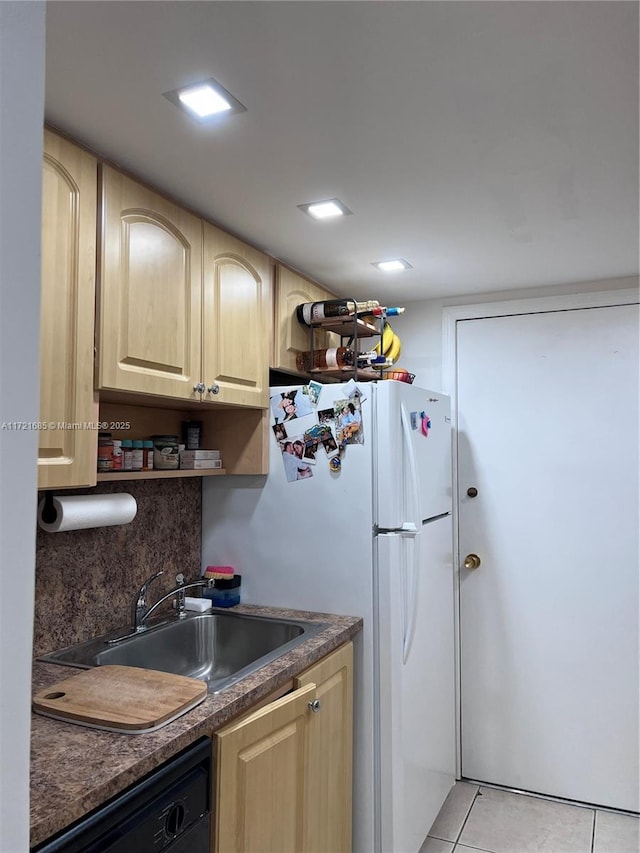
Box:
(121, 439), (133, 471)
(151, 435), (179, 470)
(143, 440), (154, 470)
(203, 575), (241, 608)
(112, 439), (123, 471)
(182, 420), (202, 450)
(131, 440), (144, 471)
(97, 432), (113, 472)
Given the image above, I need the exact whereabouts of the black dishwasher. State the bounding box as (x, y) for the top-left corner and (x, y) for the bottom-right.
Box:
(34, 737), (212, 853)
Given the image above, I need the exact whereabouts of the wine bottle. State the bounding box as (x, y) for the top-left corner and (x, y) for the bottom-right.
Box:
(358, 306), (405, 318)
(296, 347), (355, 372)
(296, 299), (380, 326)
(356, 350), (387, 367)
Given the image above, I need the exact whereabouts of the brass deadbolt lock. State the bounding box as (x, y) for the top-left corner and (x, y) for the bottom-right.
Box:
(464, 554), (481, 570)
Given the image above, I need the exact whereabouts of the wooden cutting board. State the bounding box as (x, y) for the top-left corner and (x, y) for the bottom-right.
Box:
(32, 665), (207, 733)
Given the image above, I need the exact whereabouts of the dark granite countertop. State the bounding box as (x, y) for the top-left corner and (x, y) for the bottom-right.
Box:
(30, 604), (362, 849)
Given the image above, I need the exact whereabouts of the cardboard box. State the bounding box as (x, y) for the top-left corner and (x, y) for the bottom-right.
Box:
(179, 449), (221, 460)
(179, 459), (223, 470)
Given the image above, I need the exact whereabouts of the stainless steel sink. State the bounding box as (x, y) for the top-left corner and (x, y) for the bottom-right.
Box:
(38, 611), (327, 693)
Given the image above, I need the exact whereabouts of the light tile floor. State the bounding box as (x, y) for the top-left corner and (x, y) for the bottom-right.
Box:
(419, 782), (639, 853)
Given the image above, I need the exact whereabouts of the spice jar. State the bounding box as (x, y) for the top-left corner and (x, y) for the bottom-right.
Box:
(112, 439), (123, 471)
(121, 439), (133, 471)
(143, 440), (154, 470)
(131, 440), (144, 471)
(97, 432), (113, 472)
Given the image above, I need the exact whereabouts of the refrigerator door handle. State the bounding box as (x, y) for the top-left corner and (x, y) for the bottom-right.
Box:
(399, 404), (422, 664)
(400, 404), (421, 531)
(402, 534), (420, 664)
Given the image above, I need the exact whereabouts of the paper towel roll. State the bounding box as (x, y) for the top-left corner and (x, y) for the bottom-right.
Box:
(37, 493), (137, 533)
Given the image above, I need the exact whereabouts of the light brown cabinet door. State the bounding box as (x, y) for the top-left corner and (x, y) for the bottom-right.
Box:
(97, 165), (202, 402)
(38, 130), (99, 489)
(272, 264), (339, 373)
(202, 224), (270, 408)
(215, 683), (316, 853)
(295, 642), (354, 853)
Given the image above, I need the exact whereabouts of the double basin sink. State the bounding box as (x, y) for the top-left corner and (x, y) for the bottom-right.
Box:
(39, 610), (327, 694)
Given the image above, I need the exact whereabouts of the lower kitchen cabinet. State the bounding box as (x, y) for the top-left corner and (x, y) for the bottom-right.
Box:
(294, 642), (353, 853)
(214, 642), (354, 853)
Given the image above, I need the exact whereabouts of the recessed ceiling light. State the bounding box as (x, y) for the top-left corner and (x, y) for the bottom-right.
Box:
(179, 85), (231, 117)
(298, 199), (353, 220)
(164, 78), (246, 122)
(372, 259), (413, 272)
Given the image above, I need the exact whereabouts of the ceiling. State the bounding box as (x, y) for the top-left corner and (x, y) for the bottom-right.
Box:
(44, 1), (639, 304)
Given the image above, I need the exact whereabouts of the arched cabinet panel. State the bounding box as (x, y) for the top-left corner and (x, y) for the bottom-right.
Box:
(202, 224), (270, 408)
(272, 264), (339, 374)
(97, 165), (202, 401)
(38, 130), (98, 489)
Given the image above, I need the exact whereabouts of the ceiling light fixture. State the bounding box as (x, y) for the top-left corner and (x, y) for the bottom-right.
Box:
(179, 85), (231, 117)
(298, 198), (353, 220)
(164, 78), (246, 122)
(372, 259), (413, 272)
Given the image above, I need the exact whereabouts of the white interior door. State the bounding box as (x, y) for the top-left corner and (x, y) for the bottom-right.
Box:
(457, 304), (639, 811)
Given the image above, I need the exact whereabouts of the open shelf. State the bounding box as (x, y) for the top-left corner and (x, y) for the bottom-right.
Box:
(312, 317), (379, 337)
(97, 468), (227, 482)
(301, 298), (386, 382)
(304, 366), (382, 381)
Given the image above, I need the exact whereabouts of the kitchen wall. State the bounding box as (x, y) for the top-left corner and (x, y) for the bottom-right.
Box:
(393, 274), (639, 392)
(33, 478), (202, 657)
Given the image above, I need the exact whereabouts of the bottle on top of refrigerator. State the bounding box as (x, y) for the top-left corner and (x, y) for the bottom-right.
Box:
(296, 347), (354, 372)
(296, 299), (380, 326)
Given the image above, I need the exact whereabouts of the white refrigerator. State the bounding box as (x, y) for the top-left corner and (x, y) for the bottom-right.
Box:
(202, 380), (456, 853)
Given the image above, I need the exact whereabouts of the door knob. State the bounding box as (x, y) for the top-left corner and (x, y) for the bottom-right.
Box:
(467, 487), (478, 498)
(193, 383), (205, 394)
(308, 699), (322, 713)
(464, 553), (481, 570)
(207, 383), (220, 395)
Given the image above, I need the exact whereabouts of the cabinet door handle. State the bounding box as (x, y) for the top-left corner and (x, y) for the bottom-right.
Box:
(308, 699), (321, 713)
(207, 383), (220, 395)
(193, 383), (205, 393)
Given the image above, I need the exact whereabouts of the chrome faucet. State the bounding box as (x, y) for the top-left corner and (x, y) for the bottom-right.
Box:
(132, 571), (212, 632)
(133, 570), (165, 631)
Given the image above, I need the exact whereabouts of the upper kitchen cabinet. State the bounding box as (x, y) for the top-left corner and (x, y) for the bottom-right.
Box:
(202, 223), (270, 408)
(97, 165), (203, 402)
(38, 130), (99, 489)
(272, 264), (339, 374)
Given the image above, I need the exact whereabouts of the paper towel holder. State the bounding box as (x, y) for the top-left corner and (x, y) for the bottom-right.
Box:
(41, 491), (57, 525)
(38, 491), (138, 533)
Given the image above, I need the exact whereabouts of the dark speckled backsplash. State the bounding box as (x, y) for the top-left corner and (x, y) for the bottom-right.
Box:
(33, 479), (201, 657)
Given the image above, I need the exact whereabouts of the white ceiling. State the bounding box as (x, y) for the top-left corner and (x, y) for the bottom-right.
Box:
(44, 1), (639, 303)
